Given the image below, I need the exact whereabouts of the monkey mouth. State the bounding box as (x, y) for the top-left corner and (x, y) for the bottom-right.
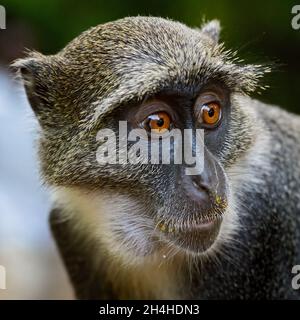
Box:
(155, 206), (226, 254)
(154, 192), (227, 254)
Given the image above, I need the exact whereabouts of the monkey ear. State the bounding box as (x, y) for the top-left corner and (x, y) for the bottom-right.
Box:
(11, 54), (51, 115)
(199, 20), (221, 44)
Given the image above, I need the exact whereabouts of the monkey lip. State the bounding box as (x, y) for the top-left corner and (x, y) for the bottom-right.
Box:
(156, 216), (222, 254)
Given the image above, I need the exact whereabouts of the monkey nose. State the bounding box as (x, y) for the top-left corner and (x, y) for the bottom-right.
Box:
(179, 150), (228, 210)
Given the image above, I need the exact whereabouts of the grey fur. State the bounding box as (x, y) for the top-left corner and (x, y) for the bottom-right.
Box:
(13, 16), (300, 299)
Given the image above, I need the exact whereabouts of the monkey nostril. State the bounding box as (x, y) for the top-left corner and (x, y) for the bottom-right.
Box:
(192, 180), (210, 194)
(181, 171), (212, 202)
(192, 181), (199, 189)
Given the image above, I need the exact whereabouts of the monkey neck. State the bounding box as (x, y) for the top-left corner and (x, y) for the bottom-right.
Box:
(104, 255), (186, 299)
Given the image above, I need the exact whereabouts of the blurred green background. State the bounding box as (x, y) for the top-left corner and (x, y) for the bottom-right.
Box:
(0, 0), (299, 111)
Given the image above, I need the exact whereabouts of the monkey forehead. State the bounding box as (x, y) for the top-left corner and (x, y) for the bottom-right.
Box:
(60, 16), (267, 127)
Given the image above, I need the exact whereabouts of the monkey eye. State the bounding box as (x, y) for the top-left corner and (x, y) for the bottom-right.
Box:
(200, 102), (222, 127)
(142, 112), (172, 133)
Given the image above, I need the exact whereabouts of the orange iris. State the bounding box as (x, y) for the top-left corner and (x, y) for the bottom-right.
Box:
(201, 102), (221, 125)
(147, 112), (171, 133)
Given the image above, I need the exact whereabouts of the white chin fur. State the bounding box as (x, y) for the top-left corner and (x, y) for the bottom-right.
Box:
(50, 186), (237, 267)
(51, 188), (162, 266)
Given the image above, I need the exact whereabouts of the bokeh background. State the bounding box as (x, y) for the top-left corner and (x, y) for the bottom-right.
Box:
(0, 0), (299, 299)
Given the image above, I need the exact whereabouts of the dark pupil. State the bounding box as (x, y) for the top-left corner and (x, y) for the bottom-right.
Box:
(208, 108), (215, 117)
(156, 118), (164, 127)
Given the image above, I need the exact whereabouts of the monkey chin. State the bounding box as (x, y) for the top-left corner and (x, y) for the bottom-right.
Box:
(53, 187), (229, 266)
(156, 215), (223, 256)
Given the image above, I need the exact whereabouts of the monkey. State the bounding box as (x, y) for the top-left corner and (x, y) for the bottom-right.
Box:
(12, 16), (300, 299)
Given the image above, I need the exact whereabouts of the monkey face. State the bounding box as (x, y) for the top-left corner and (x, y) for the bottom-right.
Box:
(14, 16), (267, 265)
(51, 85), (236, 263)
(104, 86), (231, 256)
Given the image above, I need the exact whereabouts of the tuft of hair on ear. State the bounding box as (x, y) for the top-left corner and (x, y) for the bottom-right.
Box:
(10, 51), (51, 115)
(199, 19), (221, 45)
(11, 50), (44, 81)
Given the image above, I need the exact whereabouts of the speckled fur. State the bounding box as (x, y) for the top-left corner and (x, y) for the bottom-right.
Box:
(13, 16), (300, 299)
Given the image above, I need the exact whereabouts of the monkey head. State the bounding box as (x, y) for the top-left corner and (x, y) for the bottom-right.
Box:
(13, 17), (269, 266)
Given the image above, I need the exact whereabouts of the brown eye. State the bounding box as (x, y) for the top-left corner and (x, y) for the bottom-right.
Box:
(201, 102), (221, 126)
(144, 112), (171, 133)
